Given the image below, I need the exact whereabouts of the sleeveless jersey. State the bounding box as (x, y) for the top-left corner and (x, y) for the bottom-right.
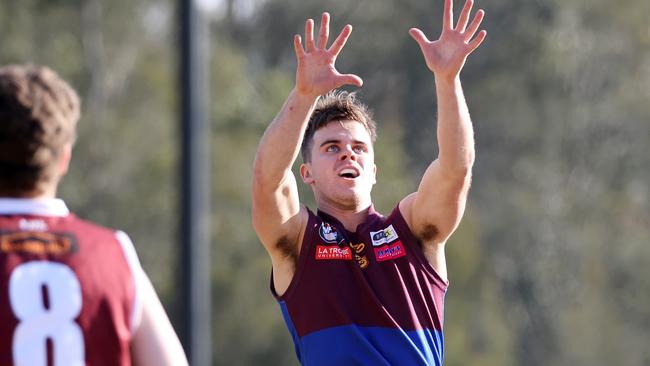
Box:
(0, 199), (142, 366)
(272, 205), (448, 366)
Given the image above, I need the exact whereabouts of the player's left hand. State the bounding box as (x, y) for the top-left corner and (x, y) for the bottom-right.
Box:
(409, 0), (486, 82)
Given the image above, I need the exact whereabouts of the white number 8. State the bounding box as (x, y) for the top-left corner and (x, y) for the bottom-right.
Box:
(9, 261), (85, 366)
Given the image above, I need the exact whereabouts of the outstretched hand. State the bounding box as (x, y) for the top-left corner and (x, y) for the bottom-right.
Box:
(409, 0), (486, 82)
(294, 13), (363, 98)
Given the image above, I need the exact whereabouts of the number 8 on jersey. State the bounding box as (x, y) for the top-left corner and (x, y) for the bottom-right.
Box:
(9, 261), (84, 366)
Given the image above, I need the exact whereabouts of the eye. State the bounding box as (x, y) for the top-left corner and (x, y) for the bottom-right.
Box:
(353, 145), (367, 153)
(326, 145), (339, 153)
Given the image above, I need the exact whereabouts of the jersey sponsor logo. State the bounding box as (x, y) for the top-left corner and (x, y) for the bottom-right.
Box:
(19, 219), (48, 231)
(315, 245), (352, 260)
(369, 225), (399, 246)
(373, 240), (406, 261)
(319, 222), (346, 245)
(0, 230), (78, 256)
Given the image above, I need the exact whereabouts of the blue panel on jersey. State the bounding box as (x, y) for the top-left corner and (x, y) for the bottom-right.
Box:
(278, 307), (445, 366)
(279, 301), (302, 361)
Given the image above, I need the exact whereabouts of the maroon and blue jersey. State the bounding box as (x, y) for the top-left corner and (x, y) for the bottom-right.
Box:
(272, 205), (448, 365)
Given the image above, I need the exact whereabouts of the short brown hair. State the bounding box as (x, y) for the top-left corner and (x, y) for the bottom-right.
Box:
(0, 64), (80, 196)
(300, 91), (377, 162)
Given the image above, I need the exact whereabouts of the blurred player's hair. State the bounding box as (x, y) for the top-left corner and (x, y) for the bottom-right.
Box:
(0, 64), (80, 196)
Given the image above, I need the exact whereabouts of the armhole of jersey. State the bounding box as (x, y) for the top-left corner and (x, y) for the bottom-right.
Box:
(115, 230), (143, 335)
(390, 205), (449, 291)
(271, 208), (316, 302)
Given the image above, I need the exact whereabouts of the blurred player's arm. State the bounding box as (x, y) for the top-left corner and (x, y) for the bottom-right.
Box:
(400, 0), (486, 280)
(130, 272), (188, 366)
(252, 13), (362, 293)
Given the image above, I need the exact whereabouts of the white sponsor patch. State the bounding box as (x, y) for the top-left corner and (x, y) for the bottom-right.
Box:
(19, 219), (48, 231)
(369, 225), (399, 246)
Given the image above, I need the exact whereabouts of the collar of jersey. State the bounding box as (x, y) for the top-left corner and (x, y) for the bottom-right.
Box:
(0, 198), (70, 216)
(316, 204), (382, 234)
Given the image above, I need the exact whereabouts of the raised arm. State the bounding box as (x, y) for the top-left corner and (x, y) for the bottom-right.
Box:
(252, 13), (361, 293)
(400, 0), (486, 278)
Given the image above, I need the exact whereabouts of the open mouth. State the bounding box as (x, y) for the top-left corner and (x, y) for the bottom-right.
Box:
(338, 168), (360, 179)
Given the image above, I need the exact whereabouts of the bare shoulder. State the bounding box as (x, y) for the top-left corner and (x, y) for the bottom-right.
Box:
(399, 192), (443, 245)
(398, 193), (449, 280)
(254, 205), (309, 265)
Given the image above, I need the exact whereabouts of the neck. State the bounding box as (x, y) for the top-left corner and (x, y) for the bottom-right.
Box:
(0, 185), (58, 199)
(317, 200), (372, 232)
(31, 186), (57, 199)
(34, 179), (59, 199)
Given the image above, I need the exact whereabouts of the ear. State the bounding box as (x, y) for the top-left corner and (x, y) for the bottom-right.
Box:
(58, 143), (72, 176)
(300, 163), (315, 184)
(371, 164), (377, 185)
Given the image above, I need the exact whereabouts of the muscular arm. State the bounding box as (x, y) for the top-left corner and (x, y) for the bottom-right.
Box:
(252, 89), (317, 252)
(252, 13), (362, 294)
(401, 0), (486, 278)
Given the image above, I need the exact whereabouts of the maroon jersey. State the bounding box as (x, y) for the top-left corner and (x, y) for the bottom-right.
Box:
(0, 199), (142, 366)
(272, 205), (448, 365)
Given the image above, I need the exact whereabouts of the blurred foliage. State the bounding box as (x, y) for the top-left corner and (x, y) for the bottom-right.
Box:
(2, 0), (649, 365)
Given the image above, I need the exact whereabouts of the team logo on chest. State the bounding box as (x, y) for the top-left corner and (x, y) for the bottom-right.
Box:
(369, 225), (406, 262)
(318, 222), (346, 245)
(350, 242), (369, 269)
(316, 222), (352, 260)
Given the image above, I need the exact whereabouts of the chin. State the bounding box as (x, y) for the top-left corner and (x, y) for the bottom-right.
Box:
(331, 190), (371, 210)
(314, 182), (372, 209)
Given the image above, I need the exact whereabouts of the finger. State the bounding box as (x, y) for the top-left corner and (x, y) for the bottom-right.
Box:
(334, 73), (364, 88)
(467, 29), (486, 53)
(456, 0), (474, 32)
(409, 28), (431, 47)
(464, 9), (484, 42)
(442, 0), (453, 30)
(328, 24), (353, 56)
(294, 35), (305, 59)
(305, 18), (315, 52)
(317, 12), (330, 49)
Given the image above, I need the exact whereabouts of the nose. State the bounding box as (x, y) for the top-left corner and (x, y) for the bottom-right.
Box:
(339, 146), (357, 161)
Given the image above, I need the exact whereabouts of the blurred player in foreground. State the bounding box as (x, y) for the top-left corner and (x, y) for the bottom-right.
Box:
(252, 0), (486, 364)
(0, 64), (188, 366)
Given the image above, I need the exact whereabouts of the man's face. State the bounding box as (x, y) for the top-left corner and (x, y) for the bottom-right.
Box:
(300, 120), (376, 210)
